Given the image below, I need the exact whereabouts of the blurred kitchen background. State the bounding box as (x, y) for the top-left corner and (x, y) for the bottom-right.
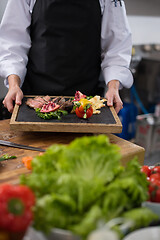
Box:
(0, 0), (160, 162)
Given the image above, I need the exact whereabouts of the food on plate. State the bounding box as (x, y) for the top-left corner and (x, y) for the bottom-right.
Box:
(75, 104), (93, 119)
(141, 165), (160, 203)
(89, 95), (107, 114)
(73, 91), (86, 101)
(73, 92), (107, 115)
(74, 98), (93, 119)
(0, 184), (35, 239)
(35, 107), (68, 120)
(40, 102), (60, 113)
(25, 91), (107, 120)
(20, 135), (158, 239)
(26, 95), (72, 120)
(26, 95), (51, 109)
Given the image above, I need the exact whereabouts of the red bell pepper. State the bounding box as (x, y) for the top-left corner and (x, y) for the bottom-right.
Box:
(0, 184), (35, 232)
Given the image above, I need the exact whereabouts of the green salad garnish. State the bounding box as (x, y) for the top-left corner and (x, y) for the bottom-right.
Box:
(35, 108), (68, 120)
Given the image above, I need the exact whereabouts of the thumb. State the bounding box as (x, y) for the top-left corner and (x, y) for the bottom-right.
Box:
(106, 95), (113, 107)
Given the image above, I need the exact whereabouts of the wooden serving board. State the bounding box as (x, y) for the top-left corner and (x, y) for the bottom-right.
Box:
(10, 96), (122, 133)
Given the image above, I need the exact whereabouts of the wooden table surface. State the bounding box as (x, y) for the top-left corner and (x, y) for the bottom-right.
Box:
(0, 119), (145, 185)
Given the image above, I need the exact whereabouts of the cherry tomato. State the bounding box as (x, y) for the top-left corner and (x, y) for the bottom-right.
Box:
(151, 166), (160, 175)
(141, 165), (152, 177)
(153, 188), (160, 202)
(75, 105), (93, 119)
(148, 182), (160, 202)
(150, 173), (160, 183)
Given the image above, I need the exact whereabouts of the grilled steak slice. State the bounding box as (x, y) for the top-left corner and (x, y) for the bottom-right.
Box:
(26, 95), (51, 109)
(59, 99), (73, 112)
(43, 95), (51, 102)
(34, 96), (46, 104)
(57, 97), (66, 105)
(26, 98), (45, 109)
(26, 95), (72, 112)
(52, 97), (60, 103)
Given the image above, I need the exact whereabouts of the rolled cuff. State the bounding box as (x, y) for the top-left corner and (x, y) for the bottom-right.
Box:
(103, 66), (133, 89)
(2, 66), (26, 88)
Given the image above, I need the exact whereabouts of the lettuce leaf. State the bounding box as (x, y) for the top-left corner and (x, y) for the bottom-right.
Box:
(20, 135), (153, 239)
(122, 207), (159, 230)
(104, 158), (149, 207)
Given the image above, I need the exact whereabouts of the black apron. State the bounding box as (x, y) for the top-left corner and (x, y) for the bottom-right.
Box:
(23, 0), (105, 96)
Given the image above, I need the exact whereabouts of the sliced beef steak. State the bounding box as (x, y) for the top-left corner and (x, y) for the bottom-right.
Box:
(59, 99), (73, 112)
(26, 95), (73, 113)
(26, 95), (51, 109)
(26, 98), (44, 109)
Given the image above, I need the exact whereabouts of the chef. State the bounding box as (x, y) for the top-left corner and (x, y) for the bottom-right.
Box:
(0, 0), (133, 114)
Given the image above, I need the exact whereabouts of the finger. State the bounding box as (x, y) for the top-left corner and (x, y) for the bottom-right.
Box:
(115, 102), (123, 114)
(6, 100), (14, 113)
(2, 99), (6, 107)
(15, 93), (23, 105)
(4, 95), (15, 113)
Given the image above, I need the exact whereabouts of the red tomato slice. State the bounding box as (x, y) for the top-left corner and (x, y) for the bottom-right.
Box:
(86, 107), (93, 118)
(75, 108), (84, 118)
(78, 105), (85, 114)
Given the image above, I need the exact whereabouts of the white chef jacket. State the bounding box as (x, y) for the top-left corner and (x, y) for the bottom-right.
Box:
(0, 0), (133, 89)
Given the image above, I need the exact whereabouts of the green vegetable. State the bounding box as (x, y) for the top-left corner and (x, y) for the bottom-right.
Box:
(35, 108), (68, 120)
(70, 205), (103, 237)
(102, 189), (131, 220)
(86, 96), (93, 100)
(104, 158), (149, 208)
(20, 135), (155, 239)
(122, 207), (159, 230)
(33, 193), (78, 232)
(0, 154), (16, 161)
(111, 207), (159, 239)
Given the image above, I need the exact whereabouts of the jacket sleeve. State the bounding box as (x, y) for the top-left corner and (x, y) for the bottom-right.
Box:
(101, 0), (133, 89)
(0, 0), (33, 88)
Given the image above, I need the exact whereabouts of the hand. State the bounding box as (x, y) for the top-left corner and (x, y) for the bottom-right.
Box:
(105, 80), (123, 114)
(3, 75), (23, 113)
